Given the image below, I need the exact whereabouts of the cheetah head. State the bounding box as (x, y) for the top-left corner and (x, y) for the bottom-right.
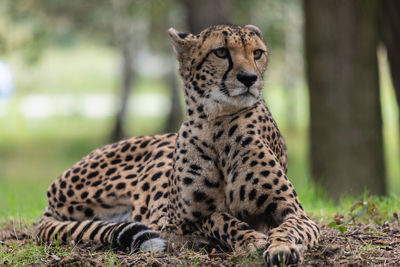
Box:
(168, 24), (268, 119)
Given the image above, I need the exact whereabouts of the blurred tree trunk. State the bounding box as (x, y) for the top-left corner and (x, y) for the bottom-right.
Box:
(185, 0), (231, 34)
(112, 43), (134, 141)
(111, 0), (136, 141)
(163, 56), (183, 133)
(304, 0), (386, 200)
(381, 0), (400, 121)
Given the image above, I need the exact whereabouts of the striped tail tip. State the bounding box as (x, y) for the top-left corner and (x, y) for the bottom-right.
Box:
(116, 222), (167, 252)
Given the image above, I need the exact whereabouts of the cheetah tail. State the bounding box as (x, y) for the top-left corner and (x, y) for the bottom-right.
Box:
(36, 212), (167, 252)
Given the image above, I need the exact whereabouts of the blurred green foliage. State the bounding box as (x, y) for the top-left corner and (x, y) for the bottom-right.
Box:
(0, 0), (398, 221)
(0, 0), (48, 63)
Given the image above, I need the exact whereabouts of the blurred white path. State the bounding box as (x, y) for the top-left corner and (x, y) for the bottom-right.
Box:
(0, 93), (169, 118)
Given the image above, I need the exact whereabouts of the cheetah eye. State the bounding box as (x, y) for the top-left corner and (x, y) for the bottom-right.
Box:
(213, 47), (229, 59)
(253, 49), (264, 60)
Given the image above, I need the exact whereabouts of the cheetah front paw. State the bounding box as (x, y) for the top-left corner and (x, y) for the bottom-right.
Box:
(235, 232), (268, 253)
(263, 243), (301, 266)
(245, 237), (268, 253)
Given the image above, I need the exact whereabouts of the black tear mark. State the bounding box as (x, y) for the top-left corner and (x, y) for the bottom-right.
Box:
(196, 51), (212, 71)
(219, 54), (233, 95)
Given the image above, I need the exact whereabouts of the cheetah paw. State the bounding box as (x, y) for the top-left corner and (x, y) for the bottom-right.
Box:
(263, 244), (301, 266)
(245, 238), (269, 253)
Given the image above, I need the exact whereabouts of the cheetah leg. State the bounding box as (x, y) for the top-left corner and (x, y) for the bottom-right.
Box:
(225, 146), (320, 265)
(197, 212), (268, 253)
(231, 184), (320, 266)
(262, 212), (319, 266)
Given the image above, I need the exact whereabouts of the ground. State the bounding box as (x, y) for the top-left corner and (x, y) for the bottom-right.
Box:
(1, 216), (399, 266)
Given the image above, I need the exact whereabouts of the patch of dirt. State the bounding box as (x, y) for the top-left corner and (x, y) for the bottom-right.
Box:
(304, 222), (400, 266)
(1, 220), (399, 266)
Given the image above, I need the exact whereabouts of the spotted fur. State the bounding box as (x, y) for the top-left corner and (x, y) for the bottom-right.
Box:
(37, 24), (319, 265)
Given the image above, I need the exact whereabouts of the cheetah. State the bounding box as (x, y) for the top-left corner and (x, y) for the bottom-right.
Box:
(37, 24), (320, 266)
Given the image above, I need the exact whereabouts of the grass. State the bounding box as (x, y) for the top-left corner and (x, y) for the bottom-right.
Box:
(1, 212), (399, 266)
(1, 239), (70, 266)
(0, 43), (399, 265)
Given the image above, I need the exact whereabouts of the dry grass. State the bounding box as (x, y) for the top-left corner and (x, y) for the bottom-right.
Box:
(304, 222), (400, 266)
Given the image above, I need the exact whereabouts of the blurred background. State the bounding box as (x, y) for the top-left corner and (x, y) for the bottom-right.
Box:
(0, 0), (398, 219)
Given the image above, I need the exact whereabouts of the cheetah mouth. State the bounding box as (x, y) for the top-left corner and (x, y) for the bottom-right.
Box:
(239, 91), (253, 97)
(229, 87), (258, 98)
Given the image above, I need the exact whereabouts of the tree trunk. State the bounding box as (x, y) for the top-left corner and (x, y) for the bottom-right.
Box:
(110, 0), (135, 142)
(112, 44), (133, 141)
(163, 57), (183, 133)
(185, 0), (231, 34)
(304, 0), (386, 200)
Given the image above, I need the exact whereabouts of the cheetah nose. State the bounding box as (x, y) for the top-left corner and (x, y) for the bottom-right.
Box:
(237, 72), (257, 88)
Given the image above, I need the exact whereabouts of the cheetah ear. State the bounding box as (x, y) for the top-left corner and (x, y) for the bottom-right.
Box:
(168, 28), (195, 54)
(244, 24), (263, 39)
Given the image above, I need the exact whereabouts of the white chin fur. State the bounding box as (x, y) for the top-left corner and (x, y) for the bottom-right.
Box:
(139, 237), (167, 252)
(230, 88), (248, 96)
(204, 93), (258, 119)
(249, 87), (261, 98)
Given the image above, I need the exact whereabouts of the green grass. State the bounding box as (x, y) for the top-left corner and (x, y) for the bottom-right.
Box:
(0, 239), (70, 266)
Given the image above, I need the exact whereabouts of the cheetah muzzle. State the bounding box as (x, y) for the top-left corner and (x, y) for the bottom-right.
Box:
(37, 24), (320, 266)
